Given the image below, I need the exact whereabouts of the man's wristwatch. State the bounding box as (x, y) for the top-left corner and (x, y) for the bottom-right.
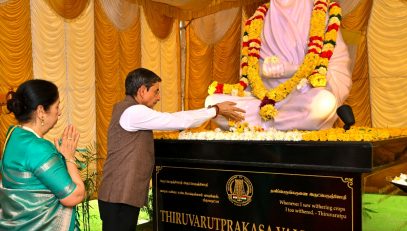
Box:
(207, 104), (219, 118)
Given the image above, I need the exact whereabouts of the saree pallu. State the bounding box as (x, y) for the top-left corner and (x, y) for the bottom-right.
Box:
(0, 182), (75, 231)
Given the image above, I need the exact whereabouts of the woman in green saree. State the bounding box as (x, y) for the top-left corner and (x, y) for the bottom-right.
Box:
(0, 79), (85, 230)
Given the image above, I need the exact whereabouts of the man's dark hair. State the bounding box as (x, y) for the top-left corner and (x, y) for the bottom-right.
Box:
(125, 68), (162, 96)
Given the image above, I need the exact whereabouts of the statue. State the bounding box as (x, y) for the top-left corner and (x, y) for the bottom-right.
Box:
(205, 0), (352, 131)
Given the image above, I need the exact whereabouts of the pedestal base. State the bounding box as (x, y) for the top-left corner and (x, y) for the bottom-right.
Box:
(153, 138), (407, 231)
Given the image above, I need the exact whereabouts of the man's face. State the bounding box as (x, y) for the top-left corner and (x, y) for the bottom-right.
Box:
(142, 82), (161, 108)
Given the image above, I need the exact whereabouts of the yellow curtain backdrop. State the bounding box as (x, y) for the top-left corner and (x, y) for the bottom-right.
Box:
(336, 0), (373, 128)
(141, 7), (181, 114)
(185, 8), (241, 112)
(0, 0), (32, 156)
(99, 0), (139, 31)
(143, 4), (174, 39)
(95, 0), (141, 176)
(44, 0), (89, 20)
(368, 0), (407, 128)
(31, 0), (95, 149)
(191, 7), (239, 45)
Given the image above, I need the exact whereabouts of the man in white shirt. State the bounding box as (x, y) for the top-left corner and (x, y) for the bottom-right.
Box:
(98, 67), (245, 231)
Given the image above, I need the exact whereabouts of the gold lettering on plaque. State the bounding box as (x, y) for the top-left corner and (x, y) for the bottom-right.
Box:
(159, 210), (305, 231)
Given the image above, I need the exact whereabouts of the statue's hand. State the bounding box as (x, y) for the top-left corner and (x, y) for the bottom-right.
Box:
(262, 56), (284, 78)
(261, 56), (299, 78)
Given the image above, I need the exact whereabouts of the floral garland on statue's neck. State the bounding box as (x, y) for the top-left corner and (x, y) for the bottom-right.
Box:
(208, 0), (342, 121)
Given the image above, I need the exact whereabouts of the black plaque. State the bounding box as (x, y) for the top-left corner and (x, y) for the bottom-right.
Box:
(154, 165), (360, 231)
(153, 138), (407, 231)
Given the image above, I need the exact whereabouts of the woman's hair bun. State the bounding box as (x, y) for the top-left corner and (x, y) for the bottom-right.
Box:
(7, 92), (25, 117)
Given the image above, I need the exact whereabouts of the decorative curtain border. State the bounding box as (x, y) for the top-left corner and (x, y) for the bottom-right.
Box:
(130, 0), (264, 20)
(44, 0), (90, 20)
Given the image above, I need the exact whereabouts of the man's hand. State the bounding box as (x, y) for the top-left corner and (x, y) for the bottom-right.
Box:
(216, 101), (245, 121)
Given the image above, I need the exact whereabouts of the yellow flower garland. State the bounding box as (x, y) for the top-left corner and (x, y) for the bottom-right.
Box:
(308, 2), (342, 87)
(302, 127), (407, 142)
(154, 126), (407, 142)
(208, 0), (342, 121)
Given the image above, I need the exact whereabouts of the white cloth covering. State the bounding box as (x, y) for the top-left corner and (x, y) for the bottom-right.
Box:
(206, 0), (352, 131)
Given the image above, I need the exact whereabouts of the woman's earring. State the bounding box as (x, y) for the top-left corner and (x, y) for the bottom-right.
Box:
(41, 118), (44, 126)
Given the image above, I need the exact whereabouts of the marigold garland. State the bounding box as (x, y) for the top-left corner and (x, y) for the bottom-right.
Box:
(154, 125), (407, 142)
(208, 0), (342, 121)
(301, 127), (407, 142)
(308, 2), (342, 87)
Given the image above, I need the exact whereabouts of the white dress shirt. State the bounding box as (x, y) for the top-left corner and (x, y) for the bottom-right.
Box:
(119, 104), (216, 131)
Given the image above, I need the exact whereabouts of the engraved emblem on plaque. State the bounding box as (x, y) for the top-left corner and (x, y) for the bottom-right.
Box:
(226, 175), (253, 206)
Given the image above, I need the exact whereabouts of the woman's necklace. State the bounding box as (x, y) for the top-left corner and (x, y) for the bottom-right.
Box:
(208, 0), (342, 121)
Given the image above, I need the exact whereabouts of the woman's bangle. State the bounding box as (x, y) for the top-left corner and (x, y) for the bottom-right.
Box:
(66, 158), (77, 167)
(208, 104), (219, 118)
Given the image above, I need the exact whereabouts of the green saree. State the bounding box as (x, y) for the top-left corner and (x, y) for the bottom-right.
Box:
(0, 126), (78, 231)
